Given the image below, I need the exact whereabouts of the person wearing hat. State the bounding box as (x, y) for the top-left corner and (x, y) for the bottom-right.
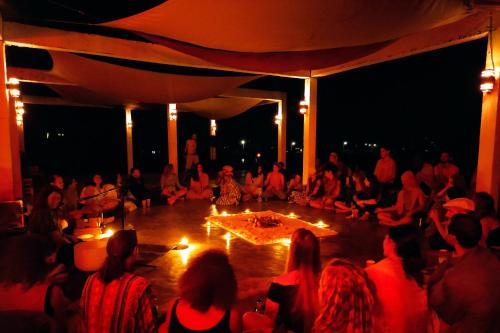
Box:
(216, 165), (241, 206)
(428, 214), (500, 333)
(428, 197), (475, 248)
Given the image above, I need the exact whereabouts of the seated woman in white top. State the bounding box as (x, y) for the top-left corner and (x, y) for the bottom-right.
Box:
(366, 224), (431, 333)
(187, 163), (213, 200)
(80, 174), (119, 216)
(376, 171), (426, 226)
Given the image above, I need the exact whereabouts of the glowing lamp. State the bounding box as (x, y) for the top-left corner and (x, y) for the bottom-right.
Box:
(299, 100), (308, 115)
(256, 153), (261, 158)
(480, 69), (496, 93)
(244, 209), (251, 213)
(221, 211), (228, 216)
(16, 108), (25, 115)
(15, 101), (24, 108)
(8, 78), (19, 85)
(288, 212), (296, 218)
(169, 103), (177, 120)
(210, 119), (217, 136)
(9, 88), (20, 98)
(274, 113), (282, 125)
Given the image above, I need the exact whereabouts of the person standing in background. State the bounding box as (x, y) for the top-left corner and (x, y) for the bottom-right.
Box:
(184, 133), (199, 171)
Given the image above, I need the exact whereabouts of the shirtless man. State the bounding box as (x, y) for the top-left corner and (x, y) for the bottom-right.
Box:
(263, 163), (286, 200)
(184, 133), (199, 171)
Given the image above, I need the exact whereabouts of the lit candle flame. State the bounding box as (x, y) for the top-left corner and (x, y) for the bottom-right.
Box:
(244, 209), (251, 213)
(315, 220), (329, 228)
(99, 229), (114, 239)
(223, 232), (231, 250)
(288, 213), (296, 218)
(279, 238), (291, 246)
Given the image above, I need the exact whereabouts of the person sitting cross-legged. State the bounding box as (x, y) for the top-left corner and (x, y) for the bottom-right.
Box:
(310, 166), (340, 210)
(186, 163), (213, 200)
(263, 163), (286, 200)
(376, 171), (426, 226)
(216, 165), (241, 206)
(161, 164), (188, 205)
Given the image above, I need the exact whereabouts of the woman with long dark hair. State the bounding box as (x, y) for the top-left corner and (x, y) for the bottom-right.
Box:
(128, 167), (151, 208)
(257, 228), (321, 333)
(366, 224), (430, 333)
(0, 234), (70, 328)
(187, 163), (213, 200)
(80, 230), (157, 333)
(313, 259), (375, 333)
(162, 249), (241, 333)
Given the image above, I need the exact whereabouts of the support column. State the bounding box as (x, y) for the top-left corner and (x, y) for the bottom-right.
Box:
(8, 95), (22, 199)
(125, 107), (134, 172)
(302, 78), (317, 183)
(477, 28), (500, 206)
(0, 37), (22, 200)
(277, 94), (287, 165)
(477, 75), (500, 206)
(167, 103), (178, 172)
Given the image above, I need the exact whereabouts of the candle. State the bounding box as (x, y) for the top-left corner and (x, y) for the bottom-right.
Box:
(315, 221), (329, 228)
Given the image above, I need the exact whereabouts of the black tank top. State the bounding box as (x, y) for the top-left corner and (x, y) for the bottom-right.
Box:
(168, 299), (232, 333)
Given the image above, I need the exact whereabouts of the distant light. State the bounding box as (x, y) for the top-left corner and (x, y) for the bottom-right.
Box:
(291, 141), (296, 146)
(241, 158), (245, 163)
(46, 132), (50, 139)
(343, 141), (348, 146)
(152, 150), (156, 155)
(241, 140), (246, 145)
(373, 143), (377, 147)
(256, 153), (261, 158)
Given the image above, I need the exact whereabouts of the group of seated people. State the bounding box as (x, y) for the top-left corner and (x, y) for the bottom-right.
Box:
(2, 213), (499, 333)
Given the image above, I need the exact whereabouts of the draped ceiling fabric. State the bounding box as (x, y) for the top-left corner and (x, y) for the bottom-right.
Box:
(100, 0), (471, 73)
(48, 51), (259, 105)
(178, 97), (265, 119)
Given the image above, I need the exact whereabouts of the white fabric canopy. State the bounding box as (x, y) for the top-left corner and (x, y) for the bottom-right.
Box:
(103, 0), (470, 52)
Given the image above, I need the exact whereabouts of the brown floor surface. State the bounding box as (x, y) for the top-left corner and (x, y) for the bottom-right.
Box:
(119, 200), (388, 312)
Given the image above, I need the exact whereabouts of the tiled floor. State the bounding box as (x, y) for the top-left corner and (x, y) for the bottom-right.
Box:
(121, 200), (388, 312)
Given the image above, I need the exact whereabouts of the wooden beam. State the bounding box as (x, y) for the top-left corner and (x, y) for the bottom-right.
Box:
(3, 22), (309, 78)
(7, 66), (75, 85)
(21, 95), (113, 108)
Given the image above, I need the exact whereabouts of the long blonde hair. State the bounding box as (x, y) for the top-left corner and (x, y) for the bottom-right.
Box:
(313, 259), (374, 333)
(287, 228), (321, 332)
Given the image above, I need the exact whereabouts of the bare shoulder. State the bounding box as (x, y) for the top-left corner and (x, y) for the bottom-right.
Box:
(273, 271), (298, 285)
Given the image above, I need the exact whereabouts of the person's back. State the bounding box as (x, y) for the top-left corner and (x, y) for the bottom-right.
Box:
(428, 214), (500, 333)
(81, 230), (156, 333)
(166, 298), (233, 333)
(429, 247), (500, 332)
(81, 272), (154, 333)
(367, 258), (429, 333)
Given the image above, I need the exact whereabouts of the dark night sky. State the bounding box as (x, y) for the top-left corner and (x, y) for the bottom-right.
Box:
(20, 37), (487, 182)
